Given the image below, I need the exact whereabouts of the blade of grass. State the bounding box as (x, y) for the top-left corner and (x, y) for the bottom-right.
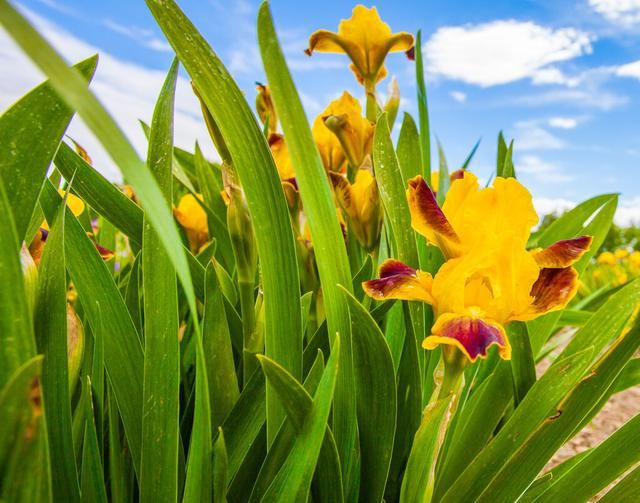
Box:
(257, 2), (357, 488)
(145, 0), (302, 448)
(36, 196), (80, 502)
(0, 55), (96, 241)
(140, 59), (180, 503)
(415, 30), (431, 180)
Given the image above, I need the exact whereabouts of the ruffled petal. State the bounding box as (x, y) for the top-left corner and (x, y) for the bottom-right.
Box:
(423, 311), (511, 362)
(531, 235), (592, 268)
(363, 259), (434, 303)
(407, 175), (461, 257)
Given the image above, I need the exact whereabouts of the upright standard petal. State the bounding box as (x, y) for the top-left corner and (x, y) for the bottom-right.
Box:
(305, 5), (414, 85)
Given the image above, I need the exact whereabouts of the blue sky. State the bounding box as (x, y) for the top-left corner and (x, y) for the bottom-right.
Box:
(2, 0), (640, 223)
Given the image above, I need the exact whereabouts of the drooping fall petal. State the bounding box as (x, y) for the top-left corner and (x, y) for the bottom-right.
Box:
(514, 266), (580, 321)
(362, 259), (434, 303)
(531, 235), (593, 268)
(423, 310), (511, 362)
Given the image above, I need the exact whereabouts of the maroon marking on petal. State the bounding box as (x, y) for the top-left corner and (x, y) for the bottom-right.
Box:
(268, 132), (283, 147)
(449, 169), (465, 182)
(94, 242), (115, 261)
(363, 259), (419, 300)
(405, 47), (415, 60)
(304, 48), (313, 56)
(533, 235), (592, 268)
(408, 176), (460, 243)
(38, 228), (49, 242)
(530, 267), (578, 313)
(283, 177), (299, 191)
(379, 259), (417, 278)
(439, 316), (507, 361)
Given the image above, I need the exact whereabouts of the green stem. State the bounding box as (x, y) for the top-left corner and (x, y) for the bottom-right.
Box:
(239, 280), (257, 385)
(364, 80), (378, 123)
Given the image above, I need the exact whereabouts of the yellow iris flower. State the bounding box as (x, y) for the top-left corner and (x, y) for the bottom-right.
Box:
(363, 171), (591, 362)
(41, 189), (85, 231)
(330, 169), (383, 252)
(173, 194), (209, 253)
(319, 91), (374, 170)
(305, 5), (414, 87)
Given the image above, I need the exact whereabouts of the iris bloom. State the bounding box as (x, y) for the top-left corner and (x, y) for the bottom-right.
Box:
(305, 5), (414, 87)
(363, 171), (591, 362)
(330, 169), (383, 252)
(268, 133), (299, 211)
(174, 194), (209, 253)
(320, 92), (374, 170)
(255, 82), (278, 133)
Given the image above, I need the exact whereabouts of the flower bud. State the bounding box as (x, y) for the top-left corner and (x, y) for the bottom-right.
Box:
(226, 180), (257, 284)
(20, 243), (39, 314)
(67, 303), (84, 395)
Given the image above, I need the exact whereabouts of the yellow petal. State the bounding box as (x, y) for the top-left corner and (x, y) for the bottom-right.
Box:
(363, 259), (434, 303)
(255, 83), (278, 133)
(306, 5), (414, 84)
(268, 133), (296, 180)
(174, 193), (209, 252)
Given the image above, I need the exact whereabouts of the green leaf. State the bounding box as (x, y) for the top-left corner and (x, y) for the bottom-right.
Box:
(0, 55), (96, 241)
(0, 170), (36, 390)
(509, 321), (536, 404)
(399, 397), (451, 503)
(598, 464), (640, 503)
(496, 131), (507, 176)
(473, 322), (640, 503)
(613, 358), (640, 394)
(53, 142), (207, 302)
(40, 182), (144, 475)
(434, 362), (512, 500)
(204, 262), (240, 430)
(260, 337), (340, 502)
(415, 30), (431, 180)
(533, 412), (640, 502)
(343, 289), (396, 503)
(0, 0), (199, 353)
(501, 140), (515, 178)
(213, 429), (228, 503)
(146, 0), (303, 448)
(396, 112), (421, 184)
(460, 138), (481, 170)
(36, 196), (80, 502)
(140, 59), (180, 503)
(256, 1), (357, 489)
(80, 378), (108, 503)
(436, 140), (450, 203)
(439, 346), (595, 503)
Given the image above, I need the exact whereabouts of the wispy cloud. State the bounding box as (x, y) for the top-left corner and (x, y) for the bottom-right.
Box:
(36, 0), (78, 18)
(548, 116), (579, 129)
(103, 19), (172, 53)
(517, 154), (573, 183)
(1, 5), (217, 181)
(425, 20), (593, 87)
(449, 90), (467, 103)
(512, 120), (565, 150)
(589, 0), (640, 27)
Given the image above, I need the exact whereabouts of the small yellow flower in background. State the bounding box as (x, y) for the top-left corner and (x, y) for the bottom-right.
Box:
(364, 171), (591, 362)
(330, 169), (383, 252)
(255, 82), (278, 133)
(597, 251), (616, 265)
(321, 91), (374, 169)
(305, 5), (414, 87)
(630, 251), (640, 269)
(41, 189), (85, 231)
(174, 194), (209, 253)
(615, 248), (629, 260)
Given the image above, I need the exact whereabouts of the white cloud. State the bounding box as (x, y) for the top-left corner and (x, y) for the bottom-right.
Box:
(534, 196), (576, 216)
(616, 59), (640, 78)
(515, 88), (628, 110)
(531, 67), (583, 87)
(517, 154), (573, 183)
(449, 90), (467, 103)
(103, 19), (172, 53)
(548, 117), (579, 129)
(0, 6), (217, 181)
(589, 0), (640, 26)
(616, 197), (640, 226)
(513, 121), (565, 150)
(425, 20), (593, 87)
(36, 0), (78, 17)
